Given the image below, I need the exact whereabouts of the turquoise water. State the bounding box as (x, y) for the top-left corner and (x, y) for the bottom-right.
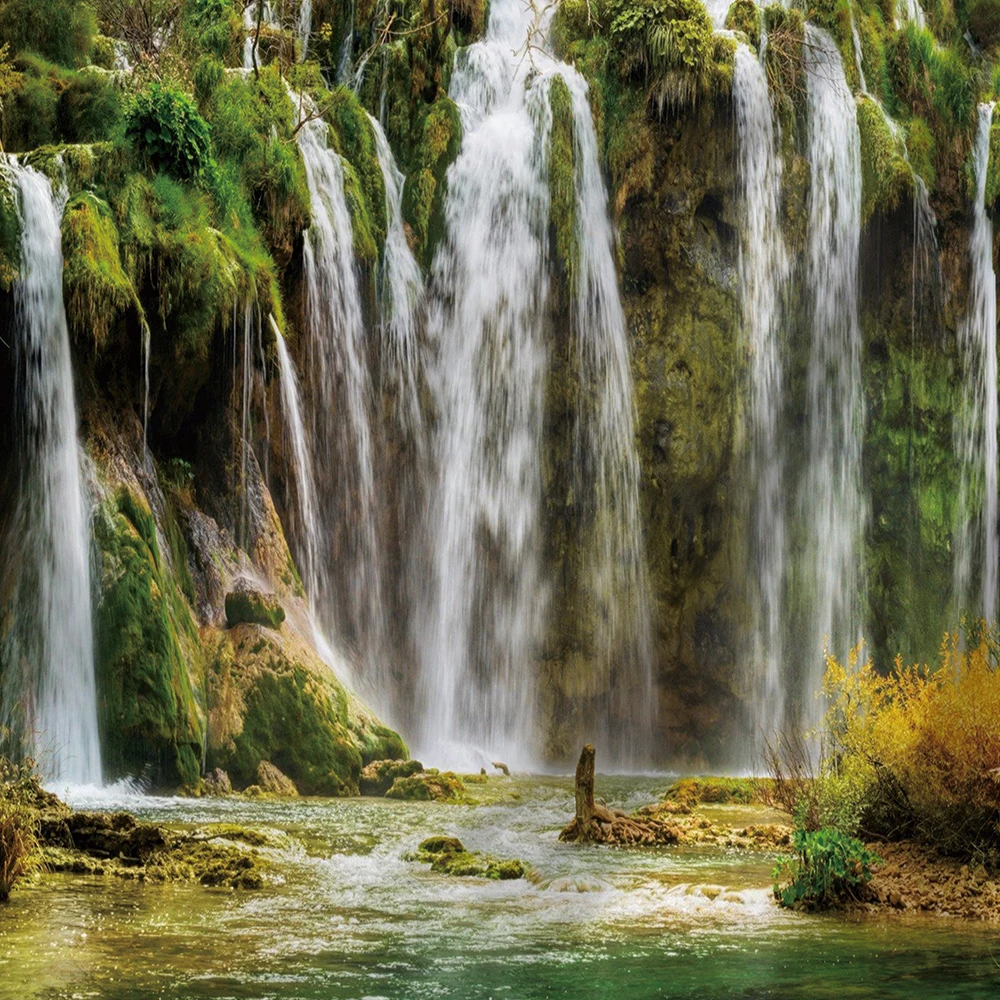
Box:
(1, 777), (998, 999)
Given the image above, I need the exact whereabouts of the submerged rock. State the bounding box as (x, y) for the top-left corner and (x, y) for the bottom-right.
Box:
(359, 758), (424, 796)
(225, 582), (286, 629)
(385, 770), (466, 802)
(409, 836), (525, 880)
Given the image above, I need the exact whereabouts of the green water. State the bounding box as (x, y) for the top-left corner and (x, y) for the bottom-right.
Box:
(1, 777), (998, 999)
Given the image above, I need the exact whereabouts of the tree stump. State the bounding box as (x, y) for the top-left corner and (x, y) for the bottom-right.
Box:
(559, 744), (681, 846)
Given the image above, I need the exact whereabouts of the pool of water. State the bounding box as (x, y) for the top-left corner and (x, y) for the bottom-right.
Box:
(1, 776), (998, 999)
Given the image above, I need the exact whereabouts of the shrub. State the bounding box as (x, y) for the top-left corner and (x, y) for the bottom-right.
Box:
(821, 629), (1000, 862)
(725, 0), (761, 48)
(772, 826), (880, 909)
(126, 82), (213, 180)
(0, 755), (40, 904)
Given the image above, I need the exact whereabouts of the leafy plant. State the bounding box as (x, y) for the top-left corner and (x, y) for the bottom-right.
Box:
(126, 82), (213, 180)
(772, 826), (881, 909)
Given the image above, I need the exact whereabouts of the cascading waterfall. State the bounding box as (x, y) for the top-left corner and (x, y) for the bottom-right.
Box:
(1, 160), (101, 785)
(274, 319), (323, 603)
(417, 0), (551, 766)
(954, 103), (998, 623)
(564, 68), (654, 764)
(370, 114), (424, 434)
(293, 92), (387, 687)
(801, 25), (865, 722)
(417, 0), (652, 767)
(733, 43), (790, 758)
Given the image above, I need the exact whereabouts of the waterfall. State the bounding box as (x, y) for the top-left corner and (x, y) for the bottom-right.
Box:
(293, 92), (387, 687)
(299, 0), (312, 59)
(417, 0), (651, 767)
(733, 43), (789, 758)
(801, 26), (865, 719)
(417, 0), (551, 767)
(273, 319), (322, 603)
(850, 9), (869, 94)
(243, 0), (278, 72)
(955, 103), (998, 623)
(2, 160), (101, 786)
(370, 114), (424, 434)
(901, 0), (925, 27)
(564, 68), (654, 764)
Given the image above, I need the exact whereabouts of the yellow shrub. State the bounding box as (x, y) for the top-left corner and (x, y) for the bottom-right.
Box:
(823, 628), (1000, 859)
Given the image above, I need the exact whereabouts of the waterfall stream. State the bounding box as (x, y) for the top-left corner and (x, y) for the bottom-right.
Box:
(801, 25), (865, 724)
(417, 0), (651, 767)
(955, 103), (999, 622)
(2, 159), (101, 786)
(293, 92), (387, 691)
(734, 43), (789, 759)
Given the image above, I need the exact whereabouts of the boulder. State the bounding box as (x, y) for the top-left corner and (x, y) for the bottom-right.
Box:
(225, 582), (285, 629)
(385, 769), (466, 802)
(202, 768), (232, 796)
(359, 758), (424, 796)
(254, 761), (298, 797)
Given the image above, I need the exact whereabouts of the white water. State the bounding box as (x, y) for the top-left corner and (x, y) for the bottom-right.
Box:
(370, 114), (424, 434)
(417, 0), (651, 768)
(293, 92), (387, 688)
(955, 103), (999, 622)
(3, 160), (101, 785)
(243, 0), (278, 72)
(802, 26), (865, 720)
(566, 65), (654, 764)
(298, 0), (312, 59)
(901, 0), (925, 27)
(850, 10), (869, 94)
(733, 44), (789, 758)
(274, 319), (322, 605)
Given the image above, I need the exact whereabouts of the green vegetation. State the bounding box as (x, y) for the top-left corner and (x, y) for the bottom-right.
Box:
(725, 0), (761, 48)
(126, 82), (212, 180)
(773, 827), (881, 909)
(385, 769), (467, 801)
(225, 588), (286, 629)
(93, 489), (204, 789)
(0, 0), (96, 68)
(856, 96), (911, 223)
(0, 755), (41, 903)
(548, 75), (578, 294)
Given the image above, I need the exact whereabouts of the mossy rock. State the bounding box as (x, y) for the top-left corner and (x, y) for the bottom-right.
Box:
(857, 96), (911, 224)
(409, 835), (526, 879)
(93, 488), (204, 790)
(402, 95), (461, 268)
(225, 584), (285, 629)
(359, 758), (424, 796)
(205, 626), (402, 796)
(548, 74), (577, 295)
(385, 769), (466, 801)
(0, 172), (21, 291)
(254, 760), (298, 796)
(61, 191), (138, 350)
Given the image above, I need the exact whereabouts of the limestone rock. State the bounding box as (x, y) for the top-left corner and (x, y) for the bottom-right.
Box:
(255, 761), (298, 797)
(202, 768), (232, 796)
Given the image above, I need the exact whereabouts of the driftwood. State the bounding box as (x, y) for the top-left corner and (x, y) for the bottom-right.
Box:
(559, 744), (680, 847)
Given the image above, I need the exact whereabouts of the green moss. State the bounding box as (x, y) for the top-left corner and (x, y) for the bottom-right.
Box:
(402, 95), (461, 267)
(225, 588), (285, 629)
(985, 119), (1000, 209)
(856, 96), (911, 223)
(548, 75), (578, 295)
(2, 55), (122, 152)
(94, 489), (204, 789)
(725, 0), (761, 48)
(607, 0), (734, 111)
(61, 192), (137, 350)
(0, 174), (21, 292)
(359, 758), (423, 795)
(906, 116), (936, 188)
(208, 630), (365, 796)
(325, 85), (387, 262)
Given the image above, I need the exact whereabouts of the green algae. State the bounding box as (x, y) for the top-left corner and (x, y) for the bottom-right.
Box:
(385, 770), (467, 802)
(409, 835), (526, 879)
